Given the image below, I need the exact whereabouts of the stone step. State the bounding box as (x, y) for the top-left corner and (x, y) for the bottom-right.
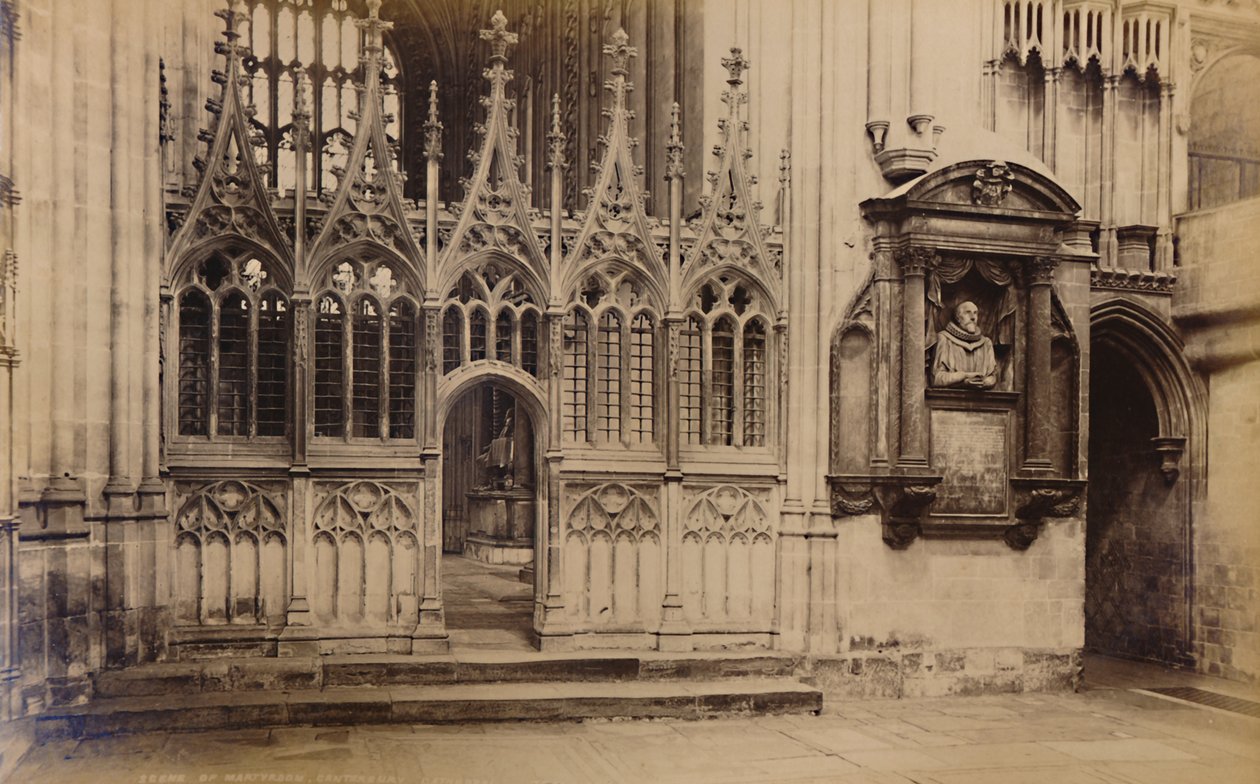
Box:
(36, 678), (822, 741)
(93, 652), (804, 698)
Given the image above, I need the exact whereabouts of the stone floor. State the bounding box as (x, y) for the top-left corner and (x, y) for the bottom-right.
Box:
(441, 553), (534, 652)
(8, 654), (1259, 783)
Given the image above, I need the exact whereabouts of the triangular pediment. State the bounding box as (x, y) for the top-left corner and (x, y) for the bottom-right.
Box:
(167, 5), (292, 274)
(307, 1), (424, 284)
(562, 29), (667, 307)
(440, 11), (548, 292)
(681, 48), (781, 307)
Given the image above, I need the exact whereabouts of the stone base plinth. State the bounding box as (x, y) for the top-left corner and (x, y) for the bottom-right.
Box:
(465, 534), (533, 565)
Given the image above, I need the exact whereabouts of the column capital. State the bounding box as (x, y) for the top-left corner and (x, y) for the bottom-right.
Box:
(1027, 256), (1058, 285)
(894, 246), (936, 277)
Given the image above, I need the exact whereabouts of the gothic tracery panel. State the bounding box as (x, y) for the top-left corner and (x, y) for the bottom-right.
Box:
(561, 482), (663, 629)
(681, 484), (776, 629)
(173, 480), (289, 627)
(311, 480), (422, 627)
(440, 260), (543, 378)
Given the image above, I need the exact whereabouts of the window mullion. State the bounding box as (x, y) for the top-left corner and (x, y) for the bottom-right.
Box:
(248, 296), (260, 439)
(379, 305), (390, 441)
(486, 307), (496, 363)
(701, 319), (712, 446)
(512, 310), (522, 368)
(620, 315), (631, 446)
(461, 307), (470, 366)
(342, 301), (352, 443)
(585, 314), (597, 444)
(654, 321), (664, 446)
(736, 322), (749, 447)
(209, 297), (221, 441)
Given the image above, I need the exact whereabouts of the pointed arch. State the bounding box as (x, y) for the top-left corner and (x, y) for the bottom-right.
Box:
(1091, 299), (1205, 452)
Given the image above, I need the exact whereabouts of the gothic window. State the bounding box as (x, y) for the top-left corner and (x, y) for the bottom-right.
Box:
(257, 292), (289, 436)
(243, 0), (403, 195)
(440, 264), (541, 378)
(351, 296), (382, 438)
(631, 313), (655, 444)
(175, 254), (290, 440)
(683, 277), (776, 449)
(218, 292), (251, 436)
(178, 291), (212, 436)
(710, 316), (736, 446)
(312, 258), (417, 441)
(442, 306), (462, 374)
(562, 272), (659, 448)
(495, 311), (514, 363)
(679, 317), (702, 445)
(314, 294), (345, 437)
(388, 300), (416, 439)
(597, 311), (623, 441)
(742, 319), (767, 447)
(520, 311), (539, 376)
(562, 309), (589, 441)
(469, 308), (488, 362)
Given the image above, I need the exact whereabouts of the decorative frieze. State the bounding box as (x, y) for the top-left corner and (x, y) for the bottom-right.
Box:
(1090, 267), (1177, 294)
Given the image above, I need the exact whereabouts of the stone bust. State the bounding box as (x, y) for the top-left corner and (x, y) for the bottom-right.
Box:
(931, 301), (997, 390)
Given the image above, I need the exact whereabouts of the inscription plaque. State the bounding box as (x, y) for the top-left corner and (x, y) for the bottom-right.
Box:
(930, 409), (1008, 516)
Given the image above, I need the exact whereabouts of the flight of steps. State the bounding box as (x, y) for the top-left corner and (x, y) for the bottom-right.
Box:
(35, 652), (823, 741)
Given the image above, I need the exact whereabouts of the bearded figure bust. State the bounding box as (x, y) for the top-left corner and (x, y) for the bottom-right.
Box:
(931, 301), (997, 390)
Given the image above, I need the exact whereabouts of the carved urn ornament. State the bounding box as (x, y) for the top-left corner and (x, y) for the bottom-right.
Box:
(972, 161), (1015, 207)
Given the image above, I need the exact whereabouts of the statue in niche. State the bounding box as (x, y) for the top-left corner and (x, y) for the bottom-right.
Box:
(477, 406), (516, 490)
(931, 301), (997, 390)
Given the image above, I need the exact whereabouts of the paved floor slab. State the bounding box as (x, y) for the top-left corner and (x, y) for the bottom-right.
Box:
(10, 683), (1259, 783)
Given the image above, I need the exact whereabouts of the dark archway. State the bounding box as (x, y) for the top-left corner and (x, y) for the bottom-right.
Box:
(1087, 301), (1205, 667)
(439, 379), (541, 650)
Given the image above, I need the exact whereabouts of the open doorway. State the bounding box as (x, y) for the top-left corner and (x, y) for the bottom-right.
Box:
(441, 381), (538, 650)
(1086, 340), (1191, 666)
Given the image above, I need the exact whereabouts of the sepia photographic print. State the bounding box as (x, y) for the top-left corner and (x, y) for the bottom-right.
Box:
(0, 0), (1257, 781)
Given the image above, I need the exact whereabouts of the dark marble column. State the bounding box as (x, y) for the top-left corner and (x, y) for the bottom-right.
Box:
(894, 246), (933, 469)
(1023, 256), (1057, 472)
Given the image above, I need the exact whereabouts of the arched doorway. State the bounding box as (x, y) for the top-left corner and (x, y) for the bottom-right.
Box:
(439, 377), (544, 650)
(1087, 303), (1202, 668)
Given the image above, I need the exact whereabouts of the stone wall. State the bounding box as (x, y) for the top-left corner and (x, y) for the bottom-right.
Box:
(1194, 361), (1260, 682)
(1175, 197), (1260, 683)
(832, 515), (1084, 696)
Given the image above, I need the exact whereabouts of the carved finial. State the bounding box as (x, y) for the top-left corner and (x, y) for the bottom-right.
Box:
(292, 66), (310, 149)
(357, 0), (393, 60)
(666, 102), (685, 180)
(215, 0), (248, 44)
(722, 47), (750, 86)
(547, 93), (568, 170)
(604, 28), (637, 76)
(779, 149), (791, 185)
(424, 80), (443, 161)
(480, 10), (519, 63)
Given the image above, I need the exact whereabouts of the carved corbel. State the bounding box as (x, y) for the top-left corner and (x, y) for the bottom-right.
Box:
(828, 474), (940, 548)
(1151, 436), (1186, 485)
(828, 480), (875, 517)
(1008, 478), (1086, 550)
(865, 120), (889, 154)
(874, 481), (939, 549)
